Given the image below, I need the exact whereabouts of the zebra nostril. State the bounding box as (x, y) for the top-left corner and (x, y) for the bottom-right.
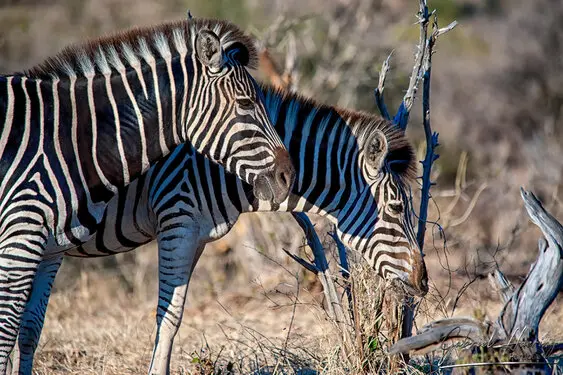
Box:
(270, 147), (295, 203)
(277, 168), (292, 188)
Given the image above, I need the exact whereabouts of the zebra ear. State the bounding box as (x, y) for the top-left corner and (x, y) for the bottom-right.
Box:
(365, 130), (388, 171)
(195, 30), (224, 71)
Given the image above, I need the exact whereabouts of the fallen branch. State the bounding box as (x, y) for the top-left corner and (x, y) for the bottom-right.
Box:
(388, 317), (489, 355)
(390, 188), (563, 365)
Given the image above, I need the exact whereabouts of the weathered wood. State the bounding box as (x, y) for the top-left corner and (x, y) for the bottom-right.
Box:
(496, 188), (563, 342)
(488, 269), (515, 304)
(388, 317), (487, 355)
(389, 188), (563, 356)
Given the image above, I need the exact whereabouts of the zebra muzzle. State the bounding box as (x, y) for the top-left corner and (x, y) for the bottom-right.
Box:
(253, 148), (295, 204)
(406, 251), (429, 296)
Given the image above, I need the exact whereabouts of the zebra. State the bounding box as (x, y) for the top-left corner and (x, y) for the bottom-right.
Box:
(15, 85), (428, 374)
(0, 18), (296, 374)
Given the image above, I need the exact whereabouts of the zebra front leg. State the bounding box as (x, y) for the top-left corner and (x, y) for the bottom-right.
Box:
(148, 233), (205, 375)
(0, 238), (46, 374)
(12, 255), (63, 375)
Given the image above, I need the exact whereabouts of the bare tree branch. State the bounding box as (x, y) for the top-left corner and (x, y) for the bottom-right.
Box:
(374, 52), (393, 120)
(496, 188), (563, 342)
(398, 0), (432, 130)
(416, 11), (456, 250)
(488, 269), (515, 304)
(388, 317), (487, 355)
(390, 188), (563, 358)
(291, 213), (353, 357)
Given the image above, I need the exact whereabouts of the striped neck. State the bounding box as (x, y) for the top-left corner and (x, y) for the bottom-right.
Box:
(249, 86), (427, 295)
(255, 86), (362, 218)
(253, 85), (416, 217)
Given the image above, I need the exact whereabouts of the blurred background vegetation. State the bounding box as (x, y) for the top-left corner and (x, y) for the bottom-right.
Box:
(1, 0), (562, 372)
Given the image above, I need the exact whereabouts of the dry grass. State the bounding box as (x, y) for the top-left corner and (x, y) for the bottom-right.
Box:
(33, 225), (563, 373)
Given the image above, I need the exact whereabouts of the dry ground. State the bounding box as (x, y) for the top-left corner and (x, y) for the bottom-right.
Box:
(35, 238), (333, 374)
(29, 214), (563, 374)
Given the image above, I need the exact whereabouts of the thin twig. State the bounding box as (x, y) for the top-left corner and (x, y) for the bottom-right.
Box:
(282, 248), (318, 274)
(416, 11), (457, 249)
(397, 0), (432, 130)
(291, 213), (353, 358)
(374, 52), (393, 120)
(448, 182), (487, 227)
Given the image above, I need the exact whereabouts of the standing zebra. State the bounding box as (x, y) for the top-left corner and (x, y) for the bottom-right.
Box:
(16, 85), (428, 374)
(0, 18), (295, 374)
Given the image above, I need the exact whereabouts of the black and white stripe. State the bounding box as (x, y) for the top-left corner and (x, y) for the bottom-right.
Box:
(14, 85), (427, 374)
(0, 18), (293, 374)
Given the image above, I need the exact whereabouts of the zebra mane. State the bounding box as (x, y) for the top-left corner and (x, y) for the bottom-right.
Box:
(23, 18), (258, 79)
(260, 84), (417, 183)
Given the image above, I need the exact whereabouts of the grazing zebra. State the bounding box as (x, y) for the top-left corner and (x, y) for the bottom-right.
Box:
(0, 18), (296, 374)
(16, 86), (428, 374)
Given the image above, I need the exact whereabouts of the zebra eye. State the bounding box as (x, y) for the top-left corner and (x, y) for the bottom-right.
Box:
(236, 98), (255, 111)
(388, 202), (403, 214)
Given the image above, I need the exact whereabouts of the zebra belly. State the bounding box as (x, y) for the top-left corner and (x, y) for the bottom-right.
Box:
(65, 178), (156, 257)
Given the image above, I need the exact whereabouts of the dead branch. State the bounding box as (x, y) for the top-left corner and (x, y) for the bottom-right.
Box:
(416, 12), (457, 250)
(374, 52), (393, 121)
(495, 188), (563, 343)
(388, 317), (488, 355)
(401, 1), (431, 121)
(290, 214), (353, 355)
(390, 188), (563, 357)
(488, 269), (515, 304)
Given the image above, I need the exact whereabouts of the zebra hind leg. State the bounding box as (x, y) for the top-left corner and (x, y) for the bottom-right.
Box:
(148, 239), (205, 375)
(0, 237), (46, 374)
(13, 255), (63, 374)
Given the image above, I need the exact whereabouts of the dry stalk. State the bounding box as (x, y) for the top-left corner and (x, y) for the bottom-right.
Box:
(436, 151), (488, 229)
(291, 214), (354, 360)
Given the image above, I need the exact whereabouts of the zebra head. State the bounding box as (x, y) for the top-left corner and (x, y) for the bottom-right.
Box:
(336, 121), (428, 297)
(190, 27), (295, 204)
